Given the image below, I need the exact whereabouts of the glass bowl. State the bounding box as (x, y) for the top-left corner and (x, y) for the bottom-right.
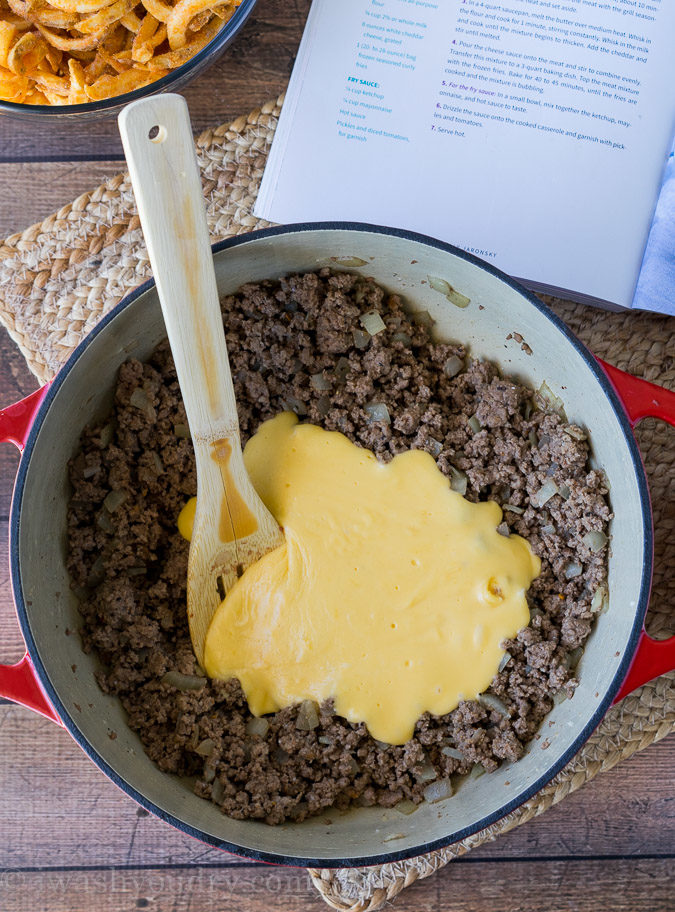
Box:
(0, 0), (258, 122)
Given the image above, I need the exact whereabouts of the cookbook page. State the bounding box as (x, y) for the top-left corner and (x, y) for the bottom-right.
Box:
(256, 0), (675, 310)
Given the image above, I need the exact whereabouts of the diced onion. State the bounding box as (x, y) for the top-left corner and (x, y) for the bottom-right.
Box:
(196, 738), (216, 757)
(352, 328), (371, 349)
(528, 429), (538, 448)
(162, 671), (206, 691)
(449, 466), (468, 496)
(498, 652), (512, 673)
(211, 779), (225, 803)
(503, 503), (524, 515)
(448, 289), (471, 309)
(441, 746), (464, 761)
(383, 832), (405, 843)
(316, 396), (331, 417)
(443, 355), (464, 378)
(330, 256), (368, 267)
(394, 798), (419, 815)
(310, 373), (331, 391)
(427, 437), (443, 457)
(479, 693), (510, 716)
(87, 555), (105, 586)
(428, 275), (451, 295)
(423, 778), (454, 803)
(282, 396), (308, 417)
(359, 311), (386, 336)
(392, 332), (412, 346)
(318, 735), (333, 746)
(96, 511), (114, 533)
(537, 381), (567, 418)
(563, 425), (587, 441)
(414, 763), (438, 783)
(531, 480), (558, 508)
(174, 423), (190, 439)
(558, 484), (571, 501)
(582, 530), (608, 553)
(83, 464), (99, 479)
(374, 740), (390, 751)
(151, 451), (164, 474)
(130, 387), (150, 411)
(104, 489), (127, 513)
(427, 275), (470, 308)
(364, 401), (391, 424)
(411, 310), (434, 328)
(296, 700), (320, 731)
(467, 415), (481, 434)
(99, 423), (114, 448)
(128, 565), (146, 577)
(246, 717), (269, 738)
(590, 585), (609, 614)
(541, 524), (556, 536)
(469, 763), (486, 779)
(564, 561), (583, 579)
(334, 357), (351, 381)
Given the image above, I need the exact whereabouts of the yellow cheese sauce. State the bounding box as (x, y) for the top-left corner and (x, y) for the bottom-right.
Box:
(181, 412), (541, 745)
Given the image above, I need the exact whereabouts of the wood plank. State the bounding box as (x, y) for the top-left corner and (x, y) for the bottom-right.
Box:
(0, 0), (311, 164)
(0, 163), (123, 240)
(0, 700), (672, 870)
(0, 858), (672, 912)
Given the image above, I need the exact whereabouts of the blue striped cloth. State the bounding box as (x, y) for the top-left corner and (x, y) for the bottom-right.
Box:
(632, 139), (675, 315)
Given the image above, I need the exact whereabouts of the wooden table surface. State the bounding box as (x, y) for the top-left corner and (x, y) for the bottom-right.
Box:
(0, 1), (673, 909)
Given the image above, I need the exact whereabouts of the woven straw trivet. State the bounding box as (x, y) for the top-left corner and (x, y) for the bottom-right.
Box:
(0, 96), (672, 912)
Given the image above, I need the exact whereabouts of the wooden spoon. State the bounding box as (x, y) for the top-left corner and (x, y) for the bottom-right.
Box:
(118, 94), (283, 666)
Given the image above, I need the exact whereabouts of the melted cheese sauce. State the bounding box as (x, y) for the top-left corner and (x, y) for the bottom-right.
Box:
(184, 412), (540, 745)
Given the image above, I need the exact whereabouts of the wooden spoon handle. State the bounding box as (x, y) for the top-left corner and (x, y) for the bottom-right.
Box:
(118, 94), (239, 443)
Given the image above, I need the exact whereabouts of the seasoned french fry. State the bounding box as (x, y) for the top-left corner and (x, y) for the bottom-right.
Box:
(77, 0), (135, 36)
(0, 64), (30, 100)
(0, 20), (17, 67)
(166, 0), (231, 50)
(84, 63), (164, 99)
(130, 11), (158, 64)
(7, 30), (47, 74)
(36, 22), (110, 51)
(139, 0), (172, 23)
(0, 0), (243, 105)
(42, 0), (119, 14)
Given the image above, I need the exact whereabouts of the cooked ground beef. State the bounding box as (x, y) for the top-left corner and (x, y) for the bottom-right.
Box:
(67, 270), (611, 825)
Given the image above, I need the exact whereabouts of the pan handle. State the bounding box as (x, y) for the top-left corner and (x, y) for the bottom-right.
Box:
(0, 385), (62, 724)
(598, 360), (675, 703)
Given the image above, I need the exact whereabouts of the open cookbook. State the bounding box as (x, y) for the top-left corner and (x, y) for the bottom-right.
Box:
(255, 0), (675, 315)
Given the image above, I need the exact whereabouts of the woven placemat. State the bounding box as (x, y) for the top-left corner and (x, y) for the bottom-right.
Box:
(0, 96), (673, 912)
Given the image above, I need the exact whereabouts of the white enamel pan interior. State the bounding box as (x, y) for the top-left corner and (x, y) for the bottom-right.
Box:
(11, 224), (650, 866)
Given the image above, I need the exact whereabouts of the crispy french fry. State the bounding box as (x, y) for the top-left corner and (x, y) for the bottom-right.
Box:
(139, 0), (172, 23)
(7, 31), (48, 74)
(78, 0), (135, 36)
(36, 22), (110, 51)
(43, 0), (119, 14)
(167, 0), (230, 50)
(84, 63), (164, 99)
(130, 11), (158, 63)
(0, 64), (30, 100)
(119, 8), (141, 31)
(1, 0), (241, 105)
(0, 20), (17, 67)
(187, 9), (209, 32)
